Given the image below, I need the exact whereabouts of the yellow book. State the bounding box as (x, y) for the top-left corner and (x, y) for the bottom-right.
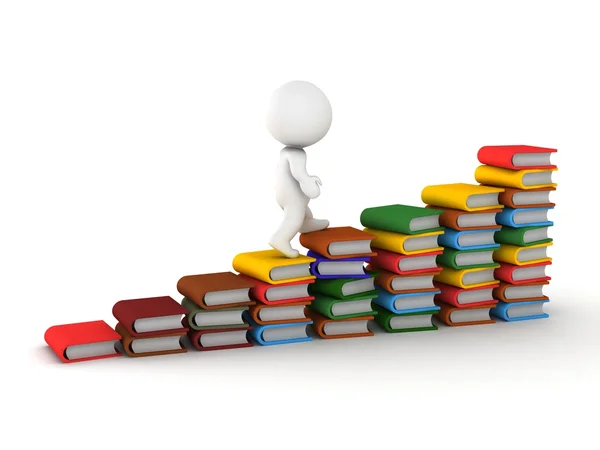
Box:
(475, 165), (558, 190)
(363, 228), (443, 255)
(232, 250), (316, 285)
(421, 183), (504, 212)
(434, 266), (499, 289)
(493, 242), (552, 266)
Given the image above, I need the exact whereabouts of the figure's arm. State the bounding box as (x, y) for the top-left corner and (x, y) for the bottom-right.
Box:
(287, 148), (321, 199)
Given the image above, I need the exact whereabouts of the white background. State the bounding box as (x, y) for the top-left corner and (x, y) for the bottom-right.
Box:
(1, 1), (598, 449)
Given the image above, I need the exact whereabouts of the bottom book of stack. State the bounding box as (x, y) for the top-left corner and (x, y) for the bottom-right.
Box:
(491, 280), (550, 321)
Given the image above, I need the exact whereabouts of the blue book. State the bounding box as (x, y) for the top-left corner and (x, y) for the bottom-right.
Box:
(495, 207), (554, 228)
(307, 250), (370, 279)
(438, 228), (500, 251)
(244, 314), (313, 345)
(491, 299), (549, 321)
(373, 288), (441, 314)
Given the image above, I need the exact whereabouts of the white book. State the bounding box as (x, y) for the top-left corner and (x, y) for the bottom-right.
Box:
(133, 315), (184, 333)
(391, 274), (434, 291)
(193, 310), (245, 327)
(65, 341), (119, 361)
(258, 305), (307, 322)
(199, 330), (249, 348)
(323, 319), (370, 336)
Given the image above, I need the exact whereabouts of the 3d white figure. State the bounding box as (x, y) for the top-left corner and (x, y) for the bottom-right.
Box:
(266, 80), (332, 258)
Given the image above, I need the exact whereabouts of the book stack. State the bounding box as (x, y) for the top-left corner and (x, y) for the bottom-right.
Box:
(112, 296), (189, 357)
(232, 249), (316, 345)
(475, 145), (557, 321)
(299, 227), (378, 339)
(176, 272), (256, 351)
(359, 205), (446, 333)
(421, 184), (504, 326)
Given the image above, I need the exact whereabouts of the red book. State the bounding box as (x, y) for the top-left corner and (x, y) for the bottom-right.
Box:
(477, 145), (557, 170)
(434, 282), (497, 308)
(370, 248), (442, 275)
(44, 320), (122, 363)
(237, 274), (315, 305)
(112, 296), (188, 337)
(185, 318), (253, 351)
(494, 261), (552, 285)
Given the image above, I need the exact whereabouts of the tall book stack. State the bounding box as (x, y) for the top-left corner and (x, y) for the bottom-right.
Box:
(474, 145), (557, 321)
(232, 250), (316, 345)
(359, 205), (446, 333)
(176, 272), (256, 351)
(299, 227), (378, 339)
(421, 184), (504, 327)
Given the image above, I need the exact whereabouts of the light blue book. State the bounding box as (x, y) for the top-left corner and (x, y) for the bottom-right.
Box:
(244, 314), (313, 345)
(495, 207), (554, 228)
(373, 288), (441, 314)
(438, 228), (500, 251)
(491, 299), (549, 321)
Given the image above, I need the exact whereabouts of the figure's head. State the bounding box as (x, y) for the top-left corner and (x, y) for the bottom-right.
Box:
(266, 80), (332, 148)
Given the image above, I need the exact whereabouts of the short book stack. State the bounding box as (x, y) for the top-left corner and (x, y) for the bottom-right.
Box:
(177, 272), (256, 351)
(421, 184), (503, 326)
(300, 227), (378, 339)
(232, 249), (316, 345)
(475, 145), (557, 321)
(360, 205), (445, 333)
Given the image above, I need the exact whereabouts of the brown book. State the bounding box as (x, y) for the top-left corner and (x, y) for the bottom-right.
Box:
(426, 205), (501, 231)
(248, 301), (311, 325)
(308, 309), (374, 339)
(116, 322), (187, 357)
(177, 272), (256, 310)
(299, 226), (376, 259)
(493, 280), (549, 303)
(368, 264), (439, 294)
(435, 301), (496, 326)
(498, 186), (556, 208)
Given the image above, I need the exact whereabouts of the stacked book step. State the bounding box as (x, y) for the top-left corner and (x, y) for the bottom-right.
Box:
(300, 227), (378, 339)
(232, 250), (316, 345)
(475, 145), (557, 321)
(360, 204), (446, 333)
(421, 183), (503, 326)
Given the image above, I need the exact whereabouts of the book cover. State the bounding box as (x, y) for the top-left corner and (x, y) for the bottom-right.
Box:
(112, 296), (189, 337)
(437, 247), (499, 270)
(498, 186), (556, 208)
(493, 242), (552, 266)
(247, 301), (311, 325)
(494, 225), (553, 246)
(360, 204), (444, 235)
(495, 207), (554, 228)
(245, 315), (313, 345)
(491, 299), (550, 321)
(434, 266), (499, 289)
(426, 206), (502, 231)
(177, 272), (257, 309)
(44, 320), (122, 363)
(363, 228), (444, 255)
(237, 274), (315, 305)
(372, 304), (439, 333)
(477, 145), (557, 170)
(475, 165), (558, 190)
(116, 323), (187, 357)
(433, 282), (497, 308)
(307, 250), (370, 279)
(232, 250), (316, 285)
(494, 261), (552, 285)
(308, 273), (378, 300)
(308, 310), (375, 339)
(369, 248), (443, 275)
(185, 319), (253, 351)
(309, 293), (377, 320)
(493, 280), (550, 302)
(435, 302), (497, 326)
(438, 228), (500, 251)
(421, 183), (505, 212)
(299, 226), (377, 259)
(181, 297), (250, 331)
(368, 264), (439, 294)
(373, 288), (441, 314)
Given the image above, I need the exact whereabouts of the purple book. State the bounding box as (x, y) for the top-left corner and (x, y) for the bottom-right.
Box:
(307, 250), (370, 279)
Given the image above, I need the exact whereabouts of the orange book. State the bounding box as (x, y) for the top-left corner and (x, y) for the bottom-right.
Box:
(299, 226), (376, 259)
(308, 310), (374, 339)
(435, 301), (497, 326)
(493, 280), (549, 302)
(369, 264), (438, 294)
(247, 301), (311, 325)
(426, 205), (501, 231)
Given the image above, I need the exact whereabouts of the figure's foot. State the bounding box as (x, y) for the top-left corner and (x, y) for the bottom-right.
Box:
(269, 237), (300, 258)
(299, 218), (329, 234)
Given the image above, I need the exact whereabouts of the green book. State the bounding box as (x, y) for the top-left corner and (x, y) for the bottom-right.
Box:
(309, 294), (377, 320)
(360, 204), (444, 235)
(309, 272), (378, 300)
(494, 225), (552, 247)
(372, 304), (438, 333)
(437, 247), (500, 270)
(181, 297), (249, 331)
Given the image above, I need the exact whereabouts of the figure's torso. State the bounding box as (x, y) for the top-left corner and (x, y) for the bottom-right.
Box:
(275, 146), (307, 205)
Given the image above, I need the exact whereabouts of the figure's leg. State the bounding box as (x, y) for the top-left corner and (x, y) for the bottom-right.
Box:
(268, 204), (305, 258)
(299, 206), (329, 233)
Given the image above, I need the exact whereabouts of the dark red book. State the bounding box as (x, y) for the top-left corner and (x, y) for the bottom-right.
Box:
(44, 320), (122, 363)
(112, 296), (188, 337)
(237, 274), (315, 305)
(477, 145), (557, 170)
(185, 318), (253, 351)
